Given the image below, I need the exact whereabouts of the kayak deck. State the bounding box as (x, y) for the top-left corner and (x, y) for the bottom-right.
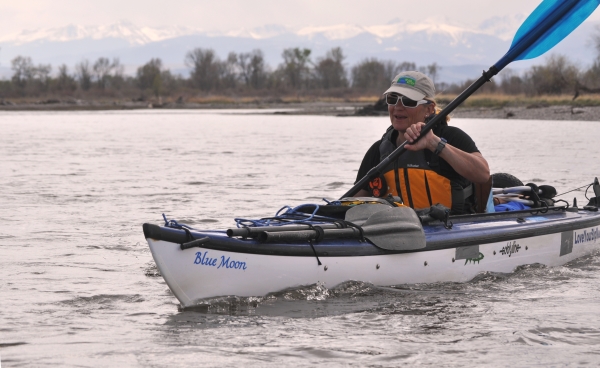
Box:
(143, 207), (600, 257)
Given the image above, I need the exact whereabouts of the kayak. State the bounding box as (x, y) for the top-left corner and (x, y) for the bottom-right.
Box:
(143, 183), (600, 308)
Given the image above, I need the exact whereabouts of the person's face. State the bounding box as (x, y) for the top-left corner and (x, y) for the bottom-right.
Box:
(387, 94), (434, 132)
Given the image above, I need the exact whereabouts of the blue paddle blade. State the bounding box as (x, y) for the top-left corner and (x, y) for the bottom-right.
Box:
(495, 0), (599, 69)
(514, 0), (599, 60)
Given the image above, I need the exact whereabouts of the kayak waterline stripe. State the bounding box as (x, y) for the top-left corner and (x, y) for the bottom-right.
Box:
(143, 214), (600, 257)
(341, 0), (599, 199)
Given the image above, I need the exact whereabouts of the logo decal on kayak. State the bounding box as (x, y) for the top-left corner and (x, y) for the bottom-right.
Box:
(574, 227), (599, 245)
(455, 245), (479, 261)
(499, 241), (521, 257)
(194, 251), (247, 270)
(464, 252), (484, 265)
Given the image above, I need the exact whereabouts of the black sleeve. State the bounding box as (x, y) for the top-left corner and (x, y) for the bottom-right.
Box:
(441, 126), (480, 154)
(355, 140), (382, 188)
(433, 125), (482, 185)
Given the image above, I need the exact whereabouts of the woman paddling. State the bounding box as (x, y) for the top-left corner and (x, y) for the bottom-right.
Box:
(354, 71), (490, 214)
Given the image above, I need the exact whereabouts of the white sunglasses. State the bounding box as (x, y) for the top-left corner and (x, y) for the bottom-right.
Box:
(385, 93), (430, 108)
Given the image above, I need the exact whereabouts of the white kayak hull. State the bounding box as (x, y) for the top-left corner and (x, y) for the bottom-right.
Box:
(148, 223), (600, 308)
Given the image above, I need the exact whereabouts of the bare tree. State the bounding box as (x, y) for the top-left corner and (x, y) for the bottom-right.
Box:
(591, 24), (600, 57)
(351, 58), (389, 92)
(93, 57), (119, 89)
(56, 64), (77, 92)
(526, 54), (580, 95)
(219, 52), (239, 89)
(11, 56), (35, 88)
(498, 69), (525, 95)
(238, 49), (268, 89)
(426, 63), (441, 85)
(137, 58), (163, 95)
(75, 60), (93, 91)
(112, 58), (124, 78)
(36, 63), (52, 91)
(280, 48), (312, 89)
(10, 56), (51, 93)
(185, 48), (221, 91)
(384, 61), (400, 82)
(396, 62), (417, 73)
(576, 25), (600, 93)
(314, 47), (348, 89)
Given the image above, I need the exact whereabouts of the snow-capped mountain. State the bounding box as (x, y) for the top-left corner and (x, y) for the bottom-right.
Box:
(0, 17), (519, 45)
(0, 17), (596, 83)
(0, 21), (202, 45)
(0, 15), (524, 44)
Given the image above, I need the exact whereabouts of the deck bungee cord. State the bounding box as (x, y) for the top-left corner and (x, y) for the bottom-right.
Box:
(162, 213), (195, 230)
(233, 203), (338, 228)
(554, 178), (600, 202)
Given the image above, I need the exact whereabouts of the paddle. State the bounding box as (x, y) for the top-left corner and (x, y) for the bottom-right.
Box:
(341, 0), (599, 199)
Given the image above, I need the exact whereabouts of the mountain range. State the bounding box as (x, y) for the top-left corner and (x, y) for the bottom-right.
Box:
(0, 18), (597, 84)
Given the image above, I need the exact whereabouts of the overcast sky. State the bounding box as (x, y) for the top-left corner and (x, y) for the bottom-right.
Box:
(3, 0), (599, 34)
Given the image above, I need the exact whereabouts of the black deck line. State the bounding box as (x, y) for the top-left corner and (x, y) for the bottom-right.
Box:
(447, 206), (568, 222)
(143, 211), (600, 257)
(425, 215), (600, 250)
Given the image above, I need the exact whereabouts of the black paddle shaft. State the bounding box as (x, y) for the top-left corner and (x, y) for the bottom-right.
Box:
(340, 66), (499, 199)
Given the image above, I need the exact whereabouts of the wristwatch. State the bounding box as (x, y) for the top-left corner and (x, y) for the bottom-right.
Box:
(434, 137), (447, 155)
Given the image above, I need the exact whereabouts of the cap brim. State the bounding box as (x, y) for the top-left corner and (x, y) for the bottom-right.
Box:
(383, 85), (425, 101)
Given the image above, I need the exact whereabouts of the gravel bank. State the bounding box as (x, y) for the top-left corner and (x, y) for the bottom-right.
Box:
(452, 105), (600, 121)
(1, 99), (599, 121)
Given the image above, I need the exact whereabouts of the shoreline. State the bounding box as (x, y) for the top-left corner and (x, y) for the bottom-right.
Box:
(0, 100), (599, 121)
(452, 105), (600, 121)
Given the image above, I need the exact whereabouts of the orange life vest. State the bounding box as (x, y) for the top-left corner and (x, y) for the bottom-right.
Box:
(369, 127), (473, 212)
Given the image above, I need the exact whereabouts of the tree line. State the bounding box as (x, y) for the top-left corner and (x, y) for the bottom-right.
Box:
(1, 45), (599, 100)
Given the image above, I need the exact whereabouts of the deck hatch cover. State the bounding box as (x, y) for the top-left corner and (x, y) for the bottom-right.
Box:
(560, 230), (574, 256)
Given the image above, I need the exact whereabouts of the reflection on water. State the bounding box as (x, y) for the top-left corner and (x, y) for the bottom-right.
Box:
(1, 110), (600, 366)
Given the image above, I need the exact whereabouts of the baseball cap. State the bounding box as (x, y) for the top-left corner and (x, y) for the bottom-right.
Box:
(383, 71), (436, 100)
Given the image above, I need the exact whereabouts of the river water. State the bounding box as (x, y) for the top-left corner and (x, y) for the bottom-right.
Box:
(1, 110), (599, 367)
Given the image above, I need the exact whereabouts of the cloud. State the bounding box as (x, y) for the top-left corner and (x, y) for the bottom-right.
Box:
(3, 0), (600, 46)
(0, 0), (553, 34)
